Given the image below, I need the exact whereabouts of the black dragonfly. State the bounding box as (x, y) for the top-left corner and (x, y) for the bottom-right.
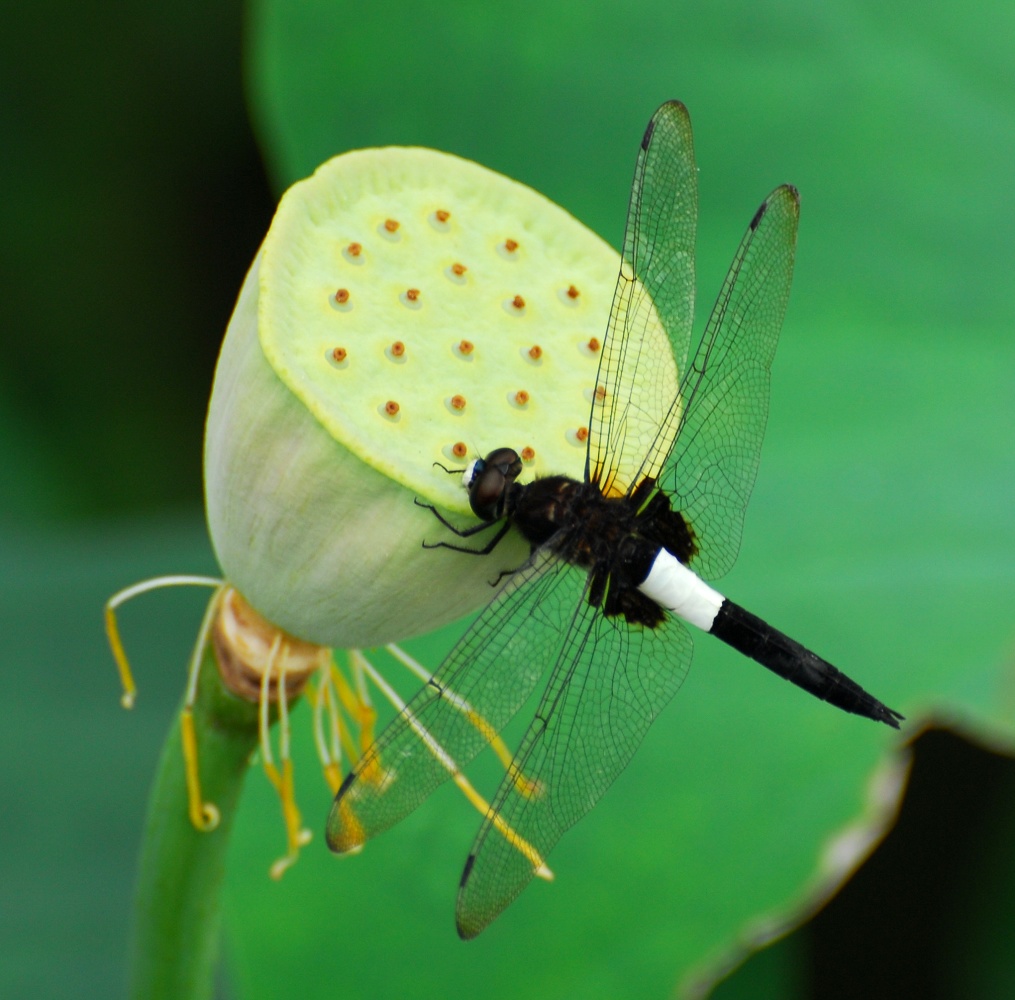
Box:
(327, 100), (903, 938)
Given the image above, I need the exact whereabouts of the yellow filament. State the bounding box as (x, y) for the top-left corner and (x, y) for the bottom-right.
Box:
(180, 707), (220, 831)
(451, 774), (552, 880)
(345, 652), (379, 754)
(104, 604), (137, 709)
(103, 574), (222, 709)
(322, 762), (344, 795)
(174, 585), (228, 833)
(309, 676), (344, 794)
(384, 644), (543, 800)
(353, 648), (550, 876)
(327, 664), (369, 749)
(259, 639), (311, 877)
(264, 758), (312, 879)
(463, 709), (543, 799)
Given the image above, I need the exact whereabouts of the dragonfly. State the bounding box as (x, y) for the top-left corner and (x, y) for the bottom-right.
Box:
(327, 100), (903, 938)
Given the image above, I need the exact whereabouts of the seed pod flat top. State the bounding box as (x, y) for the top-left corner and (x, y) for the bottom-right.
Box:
(259, 146), (677, 512)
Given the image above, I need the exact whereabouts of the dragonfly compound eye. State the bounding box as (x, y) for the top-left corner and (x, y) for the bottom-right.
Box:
(468, 468), (506, 520)
(483, 447), (523, 484)
(468, 448), (522, 520)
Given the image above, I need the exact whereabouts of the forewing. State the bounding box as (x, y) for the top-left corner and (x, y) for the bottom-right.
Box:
(587, 100), (697, 496)
(455, 607), (694, 938)
(327, 548), (581, 853)
(661, 185), (800, 580)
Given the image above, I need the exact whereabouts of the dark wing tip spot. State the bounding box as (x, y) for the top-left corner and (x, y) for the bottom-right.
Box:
(641, 118), (656, 150)
(455, 854), (482, 939)
(336, 769), (357, 797)
(459, 852), (476, 888)
(644, 100), (690, 149)
(749, 200), (768, 231)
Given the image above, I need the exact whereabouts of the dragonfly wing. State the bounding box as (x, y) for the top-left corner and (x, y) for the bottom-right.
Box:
(663, 184), (800, 580)
(455, 606), (694, 938)
(327, 548), (581, 853)
(588, 100), (697, 496)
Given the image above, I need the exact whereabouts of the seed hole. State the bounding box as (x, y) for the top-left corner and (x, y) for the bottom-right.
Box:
(496, 238), (520, 260)
(326, 346), (349, 368)
(330, 288), (352, 312)
(504, 295), (527, 316)
(429, 210), (452, 231)
(379, 219), (401, 242)
(566, 426), (589, 447)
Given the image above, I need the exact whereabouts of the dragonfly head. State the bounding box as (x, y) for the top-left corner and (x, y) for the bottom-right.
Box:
(464, 447), (523, 521)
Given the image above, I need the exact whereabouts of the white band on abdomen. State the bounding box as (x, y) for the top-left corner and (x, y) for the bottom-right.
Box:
(637, 549), (724, 632)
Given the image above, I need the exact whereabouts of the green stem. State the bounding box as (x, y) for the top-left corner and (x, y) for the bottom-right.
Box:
(128, 646), (260, 1000)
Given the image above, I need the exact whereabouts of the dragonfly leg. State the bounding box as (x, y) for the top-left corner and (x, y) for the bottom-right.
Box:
(419, 512), (514, 556)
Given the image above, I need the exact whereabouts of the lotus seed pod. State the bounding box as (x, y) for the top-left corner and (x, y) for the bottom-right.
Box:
(204, 147), (677, 649)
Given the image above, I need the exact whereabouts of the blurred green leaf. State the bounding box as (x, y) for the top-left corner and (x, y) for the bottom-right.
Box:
(1, 517), (219, 999)
(0, 0), (274, 519)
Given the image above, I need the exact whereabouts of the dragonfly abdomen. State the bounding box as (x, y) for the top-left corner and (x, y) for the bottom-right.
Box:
(635, 548), (903, 728)
(636, 547), (724, 630)
(709, 602), (903, 728)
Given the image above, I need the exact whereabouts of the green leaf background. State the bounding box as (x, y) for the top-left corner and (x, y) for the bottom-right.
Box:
(4, 1), (1014, 998)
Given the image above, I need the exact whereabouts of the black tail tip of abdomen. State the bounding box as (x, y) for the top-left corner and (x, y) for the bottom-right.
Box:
(871, 702), (905, 730)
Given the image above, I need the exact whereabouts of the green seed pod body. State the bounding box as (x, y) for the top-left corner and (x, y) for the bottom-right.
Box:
(204, 147), (676, 649)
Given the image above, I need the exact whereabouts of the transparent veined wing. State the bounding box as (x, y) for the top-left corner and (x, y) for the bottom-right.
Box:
(661, 185), (799, 580)
(456, 600), (693, 938)
(587, 100), (697, 498)
(327, 548), (579, 854)
(586, 99), (798, 579)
